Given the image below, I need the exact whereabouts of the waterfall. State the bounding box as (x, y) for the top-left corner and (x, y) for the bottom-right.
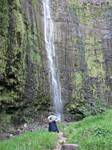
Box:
(43, 0), (63, 120)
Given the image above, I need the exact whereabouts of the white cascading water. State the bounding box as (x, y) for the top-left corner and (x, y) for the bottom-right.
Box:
(43, 0), (63, 120)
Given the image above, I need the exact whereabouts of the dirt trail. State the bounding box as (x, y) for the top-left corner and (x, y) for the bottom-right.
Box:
(53, 132), (67, 150)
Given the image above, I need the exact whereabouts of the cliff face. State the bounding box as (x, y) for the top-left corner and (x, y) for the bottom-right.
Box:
(49, 0), (112, 116)
(0, 0), (112, 127)
(65, 0), (112, 116)
(50, 0), (112, 118)
(0, 0), (50, 127)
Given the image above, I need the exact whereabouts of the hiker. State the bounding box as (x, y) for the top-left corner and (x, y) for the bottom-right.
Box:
(48, 114), (59, 133)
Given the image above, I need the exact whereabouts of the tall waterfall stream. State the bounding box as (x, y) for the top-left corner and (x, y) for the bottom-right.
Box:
(43, 0), (63, 120)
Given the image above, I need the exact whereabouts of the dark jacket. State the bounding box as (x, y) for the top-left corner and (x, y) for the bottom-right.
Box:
(48, 121), (59, 133)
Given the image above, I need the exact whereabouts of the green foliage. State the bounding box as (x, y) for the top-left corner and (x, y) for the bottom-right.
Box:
(34, 95), (50, 111)
(65, 100), (84, 113)
(0, 0), (8, 36)
(69, 0), (111, 24)
(68, 0), (106, 78)
(31, 50), (42, 66)
(85, 38), (105, 77)
(65, 100), (106, 119)
(31, 0), (38, 7)
(0, 113), (12, 132)
(68, 0), (109, 108)
(0, 130), (58, 150)
(64, 109), (112, 150)
(0, 0), (8, 72)
(73, 72), (83, 87)
(0, 91), (18, 102)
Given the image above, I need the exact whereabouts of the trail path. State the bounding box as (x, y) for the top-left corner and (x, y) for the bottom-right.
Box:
(53, 131), (79, 150)
(54, 132), (67, 150)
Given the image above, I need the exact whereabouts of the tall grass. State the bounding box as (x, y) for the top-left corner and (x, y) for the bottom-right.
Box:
(0, 129), (58, 150)
(64, 109), (112, 150)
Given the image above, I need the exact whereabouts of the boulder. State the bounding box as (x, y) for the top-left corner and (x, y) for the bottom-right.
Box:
(61, 144), (79, 150)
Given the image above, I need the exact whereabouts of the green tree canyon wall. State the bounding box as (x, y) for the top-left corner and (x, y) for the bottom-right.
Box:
(0, 0), (50, 128)
(0, 0), (112, 128)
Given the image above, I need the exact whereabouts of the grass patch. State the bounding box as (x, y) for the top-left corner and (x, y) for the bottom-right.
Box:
(1, 110), (112, 150)
(0, 129), (58, 150)
(64, 109), (112, 150)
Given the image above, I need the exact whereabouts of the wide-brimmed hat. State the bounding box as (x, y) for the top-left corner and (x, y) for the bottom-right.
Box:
(48, 115), (59, 122)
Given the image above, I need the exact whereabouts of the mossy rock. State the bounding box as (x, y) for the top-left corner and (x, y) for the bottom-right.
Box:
(33, 95), (51, 111)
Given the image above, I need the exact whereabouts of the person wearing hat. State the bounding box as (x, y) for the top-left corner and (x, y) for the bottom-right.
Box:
(48, 114), (59, 133)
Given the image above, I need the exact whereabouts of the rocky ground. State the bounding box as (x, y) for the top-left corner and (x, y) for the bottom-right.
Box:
(0, 121), (48, 140)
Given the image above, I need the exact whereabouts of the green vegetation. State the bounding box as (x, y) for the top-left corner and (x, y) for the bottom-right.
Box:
(68, 0), (110, 113)
(0, 130), (58, 150)
(0, 0), (8, 73)
(64, 109), (112, 150)
(0, 0), (112, 149)
(0, 109), (112, 150)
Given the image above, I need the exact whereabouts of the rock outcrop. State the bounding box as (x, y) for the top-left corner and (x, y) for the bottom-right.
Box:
(0, 0), (50, 129)
(48, 0), (112, 119)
